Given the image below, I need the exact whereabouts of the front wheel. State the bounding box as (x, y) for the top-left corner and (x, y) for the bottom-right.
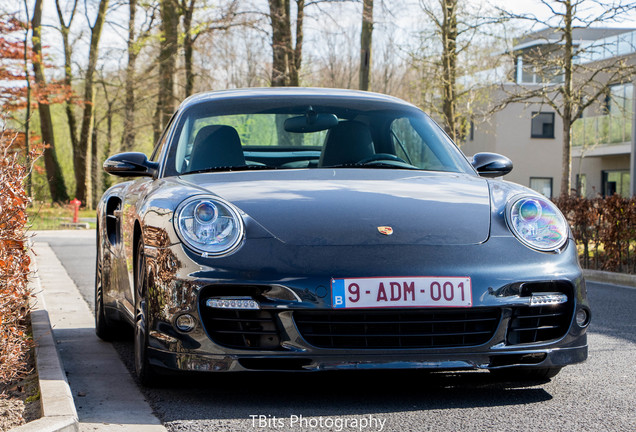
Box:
(95, 229), (117, 341)
(134, 236), (157, 386)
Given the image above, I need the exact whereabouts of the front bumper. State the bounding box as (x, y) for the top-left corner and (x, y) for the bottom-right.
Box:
(147, 344), (588, 372)
(142, 235), (590, 373)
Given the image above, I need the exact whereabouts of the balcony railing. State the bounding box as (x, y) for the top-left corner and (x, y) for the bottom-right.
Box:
(572, 114), (633, 148)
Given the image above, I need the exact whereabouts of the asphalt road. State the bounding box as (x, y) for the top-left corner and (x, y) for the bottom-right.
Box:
(34, 230), (636, 432)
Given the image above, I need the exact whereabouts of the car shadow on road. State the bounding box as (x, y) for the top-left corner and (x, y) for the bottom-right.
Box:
(109, 338), (553, 423)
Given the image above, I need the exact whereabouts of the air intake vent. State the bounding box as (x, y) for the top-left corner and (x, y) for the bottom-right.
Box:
(294, 308), (500, 349)
(199, 308), (282, 350)
(507, 304), (571, 345)
(507, 281), (574, 345)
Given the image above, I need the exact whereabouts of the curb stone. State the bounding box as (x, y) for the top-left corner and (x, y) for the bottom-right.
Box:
(11, 250), (79, 432)
(28, 240), (167, 432)
(583, 269), (636, 289)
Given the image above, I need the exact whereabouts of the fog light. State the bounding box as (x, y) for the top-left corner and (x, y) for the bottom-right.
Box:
(175, 314), (196, 332)
(206, 297), (260, 310)
(576, 309), (590, 327)
(530, 293), (568, 306)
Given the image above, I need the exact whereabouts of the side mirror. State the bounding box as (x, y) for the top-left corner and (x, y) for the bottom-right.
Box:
(471, 152), (513, 178)
(103, 152), (158, 178)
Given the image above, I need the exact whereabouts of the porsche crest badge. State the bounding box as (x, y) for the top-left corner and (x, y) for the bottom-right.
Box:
(377, 226), (393, 235)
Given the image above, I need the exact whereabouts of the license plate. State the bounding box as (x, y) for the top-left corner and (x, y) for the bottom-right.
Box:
(331, 277), (472, 309)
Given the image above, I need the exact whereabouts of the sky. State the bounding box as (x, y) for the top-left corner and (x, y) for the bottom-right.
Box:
(4, 0), (636, 77)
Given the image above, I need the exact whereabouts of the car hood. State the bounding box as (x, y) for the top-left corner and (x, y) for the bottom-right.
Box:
(178, 169), (491, 246)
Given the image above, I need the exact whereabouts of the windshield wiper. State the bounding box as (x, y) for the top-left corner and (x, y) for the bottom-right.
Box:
(327, 162), (420, 170)
(183, 165), (274, 175)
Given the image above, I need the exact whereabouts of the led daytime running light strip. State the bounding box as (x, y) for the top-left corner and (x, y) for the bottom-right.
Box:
(206, 297), (260, 310)
(530, 293), (568, 306)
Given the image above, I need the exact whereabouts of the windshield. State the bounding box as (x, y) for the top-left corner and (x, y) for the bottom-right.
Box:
(163, 100), (474, 176)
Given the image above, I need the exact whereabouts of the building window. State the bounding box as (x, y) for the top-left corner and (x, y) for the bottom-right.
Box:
(531, 112), (555, 138)
(602, 170), (630, 197)
(576, 174), (587, 197)
(530, 177), (553, 198)
(602, 83), (633, 114)
(515, 55), (564, 84)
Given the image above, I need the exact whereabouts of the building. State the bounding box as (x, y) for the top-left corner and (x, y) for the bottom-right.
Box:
(462, 28), (636, 198)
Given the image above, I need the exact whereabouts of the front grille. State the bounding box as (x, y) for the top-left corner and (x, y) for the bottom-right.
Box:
(294, 308), (500, 349)
(507, 304), (571, 345)
(199, 308), (282, 350)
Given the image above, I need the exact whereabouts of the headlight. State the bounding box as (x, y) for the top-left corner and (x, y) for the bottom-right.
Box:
(175, 196), (244, 256)
(506, 196), (568, 252)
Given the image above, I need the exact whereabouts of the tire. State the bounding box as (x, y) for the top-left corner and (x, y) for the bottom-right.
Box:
(95, 229), (116, 341)
(490, 366), (562, 381)
(134, 235), (158, 386)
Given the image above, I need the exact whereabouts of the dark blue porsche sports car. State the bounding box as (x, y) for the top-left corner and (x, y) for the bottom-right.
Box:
(97, 88), (589, 385)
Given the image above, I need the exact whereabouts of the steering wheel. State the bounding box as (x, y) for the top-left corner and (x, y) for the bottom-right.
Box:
(358, 153), (408, 164)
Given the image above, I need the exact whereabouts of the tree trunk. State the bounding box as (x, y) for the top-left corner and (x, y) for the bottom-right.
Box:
(77, 0), (109, 209)
(31, 0), (68, 203)
(122, 0), (137, 152)
(154, 0), (179, 143)
(55, 0), (79, 161)
(359, 0), (373, 91)
(440, 0), (458, 142)
(23, 0), (32, 197)
(102, 101), (113, 191)
(562, 117), (573, 197)
(290, 0), (304, 86)
(91, 114), (100, 206)
(560, 0), (574, 197)
(269, 0), (293, 86)
(183, 0), (196, 97)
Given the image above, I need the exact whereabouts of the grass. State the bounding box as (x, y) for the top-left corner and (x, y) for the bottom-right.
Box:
(27, 201), (96, 230)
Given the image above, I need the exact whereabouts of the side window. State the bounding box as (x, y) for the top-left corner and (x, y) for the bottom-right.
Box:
(150, 114), (177, 162)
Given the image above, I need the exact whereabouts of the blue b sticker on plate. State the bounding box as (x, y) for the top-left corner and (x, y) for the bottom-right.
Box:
(331, 278), (346, 308)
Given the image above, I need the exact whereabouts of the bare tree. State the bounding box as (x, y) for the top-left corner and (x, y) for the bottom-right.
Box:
(372, 32), (409, 98)
(359, 0), (373, 90)
(291, 0), (304, 86)
(417, 0), (503, 143)
(180, 0), (240, 97)
(439, 0), (458, 141)
(21, 0), (32, 197)
(122, 0), (138, 152)
(93, 71), (121, 205)
(268, 0), (294, 86)
(496, 0), (636, 196)
(153, 0), (179, 143)
(31, 0), (69, 202)
(120, 1), (157, 153)
(54, 0), (79, 162)
(181, 0), (198, 96)
(75, 0), (109, 208)
(268, 0), (343, 86)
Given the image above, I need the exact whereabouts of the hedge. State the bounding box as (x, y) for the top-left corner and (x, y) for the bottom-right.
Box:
(555, 195), (636, 274)
(0, 130), (33, 393)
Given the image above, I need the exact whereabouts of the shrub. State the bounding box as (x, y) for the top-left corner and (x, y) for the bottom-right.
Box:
(0, 129), (33, 392)
(555, 195), (636, 273)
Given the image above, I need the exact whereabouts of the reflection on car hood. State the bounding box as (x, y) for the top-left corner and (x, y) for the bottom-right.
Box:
(179, 169), (491, 246)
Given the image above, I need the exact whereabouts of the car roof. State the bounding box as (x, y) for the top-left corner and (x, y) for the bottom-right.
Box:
(179, 87), (418, 111)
